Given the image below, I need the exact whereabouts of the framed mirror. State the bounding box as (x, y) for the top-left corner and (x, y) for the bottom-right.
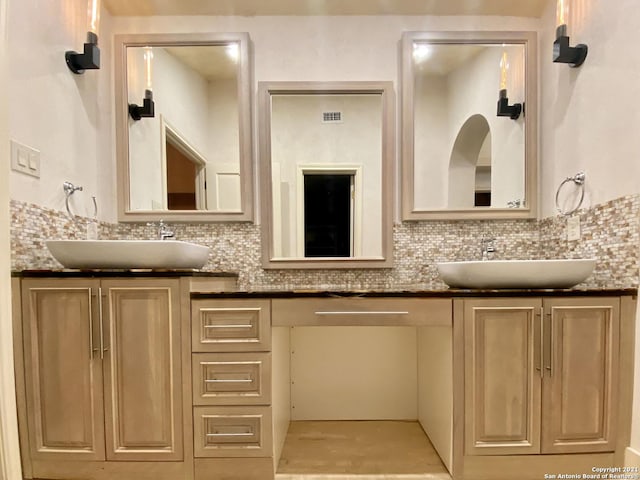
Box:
(114, 33), (253, 222)
(401, 31), (537, 220)
(259, 82), (394, 269)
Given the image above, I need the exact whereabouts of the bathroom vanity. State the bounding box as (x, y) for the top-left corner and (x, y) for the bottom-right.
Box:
(11, 273), (236, 480)
(11, 272), (637, 480)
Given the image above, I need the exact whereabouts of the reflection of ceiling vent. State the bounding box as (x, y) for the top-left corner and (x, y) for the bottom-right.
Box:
(322, 111), (342, 123)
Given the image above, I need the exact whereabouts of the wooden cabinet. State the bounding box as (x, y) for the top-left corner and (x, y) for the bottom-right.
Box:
(191, 299), (274, 480)
(541, 298), (620, 454)
(463, 298), (542, 455)
(22, 278), (106, 462)
(16, 283), (632, 480)
(464, 297), (620, 456)
(101, 279), (183, 461)
(19, 277), (185, 478)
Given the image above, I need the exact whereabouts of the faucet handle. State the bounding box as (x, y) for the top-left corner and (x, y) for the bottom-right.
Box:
(145, 220), (175, 240)
(158, 220), (175, 240)
(480, 235), (496, 260)
(482, 236), (496, 249)
(481, 233), (496, 243)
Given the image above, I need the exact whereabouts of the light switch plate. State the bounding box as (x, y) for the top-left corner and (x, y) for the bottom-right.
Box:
(567, 216), (581, 241)
(11, 140), (40, 178)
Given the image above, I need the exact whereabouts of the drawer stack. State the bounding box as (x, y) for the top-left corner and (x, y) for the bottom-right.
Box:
(191, 299), (273, 459)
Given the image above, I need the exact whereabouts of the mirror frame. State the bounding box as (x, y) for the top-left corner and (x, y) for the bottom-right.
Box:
(114, 32), (254, 222)
(401, 31), (538, 220)
(259, 81), (395, 269)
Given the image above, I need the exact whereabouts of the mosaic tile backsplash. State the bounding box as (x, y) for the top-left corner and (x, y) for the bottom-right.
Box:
(10, 194), (640, 291)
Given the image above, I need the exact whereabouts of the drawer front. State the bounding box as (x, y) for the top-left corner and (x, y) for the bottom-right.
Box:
(194, 406), (272, 458)
(192, 353), (272, 406)
(272, 297), (452, 326)
(192, 299), (271, 352)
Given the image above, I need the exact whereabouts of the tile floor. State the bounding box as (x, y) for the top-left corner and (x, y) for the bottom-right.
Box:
(275, 420), (452, 480)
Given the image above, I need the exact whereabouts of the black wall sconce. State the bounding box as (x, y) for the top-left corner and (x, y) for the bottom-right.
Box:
(553, 0), (588, 67)
(129, 47), (155, 121)
(66, 32), (100, 74)
(129, 89), (155, 121)
(553, 24), (588, 67)
(497, 89), (522, 120)
(65, 0), (101, 74)
(496, 51), (522, 120)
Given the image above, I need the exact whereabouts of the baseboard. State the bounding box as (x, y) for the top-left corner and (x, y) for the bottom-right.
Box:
(625, 447), (640, 467)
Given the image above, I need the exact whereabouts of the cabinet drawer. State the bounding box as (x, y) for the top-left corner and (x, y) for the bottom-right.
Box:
(193, 406), (272, 458)
(192, 299), (271, 352)
(272, 297), (452, 326)
(192, 353), (271, 406)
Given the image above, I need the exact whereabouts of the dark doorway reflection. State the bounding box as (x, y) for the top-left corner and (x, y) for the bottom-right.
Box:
(304, 174), (352, 257)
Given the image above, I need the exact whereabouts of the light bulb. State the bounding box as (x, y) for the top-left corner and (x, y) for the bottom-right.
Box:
(412, 44), (432, 62)
(556, 0), (568, 27)
(499, 51), (509, 91)
(144, 47), (153, 91)
(88, 0), (101, 35)
(226, 44), (239, 62)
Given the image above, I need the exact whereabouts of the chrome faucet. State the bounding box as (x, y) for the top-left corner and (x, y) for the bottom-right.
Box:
(157, 220), (175, 240)
(480, 235), (496, 261)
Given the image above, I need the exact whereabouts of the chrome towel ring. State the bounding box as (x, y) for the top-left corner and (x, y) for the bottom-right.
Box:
(555, 172), (585, 215)
(63, 181), (98, 218)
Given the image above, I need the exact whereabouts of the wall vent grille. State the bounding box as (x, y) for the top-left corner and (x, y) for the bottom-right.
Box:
(322, 111), (343, 123)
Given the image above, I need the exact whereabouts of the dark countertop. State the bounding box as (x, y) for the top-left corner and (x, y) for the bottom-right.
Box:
(13, 270), (239, 278)
(192, 288), (638, 299)
(12, 271), (637, 297)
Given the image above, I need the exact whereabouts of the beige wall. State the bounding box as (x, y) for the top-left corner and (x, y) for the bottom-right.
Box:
(414, 74), (450, 208)
(206, 78), (241, 210)
(536, 0), (640, 454)
(290, 327), (418, 420)
(8, 0), (115, 221)
(538, 0), (640, 216)
(1, 0), (21, 474)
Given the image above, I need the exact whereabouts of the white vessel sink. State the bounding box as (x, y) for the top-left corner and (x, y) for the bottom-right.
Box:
(436, 259), (596, 289)
(46, 240), (210, 270)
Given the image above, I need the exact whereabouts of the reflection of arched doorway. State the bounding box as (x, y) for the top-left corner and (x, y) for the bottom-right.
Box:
(448, 114), (491, 208)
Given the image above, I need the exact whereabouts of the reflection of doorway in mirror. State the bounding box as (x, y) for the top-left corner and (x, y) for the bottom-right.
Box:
(161, 118), (207, 210)
(207, 163), (241, 211)
(166, 142), (197, 210)
(474, 132), (492, 207)
(296, 166), (362, 258)
(303, 173), (353, 257)
(448, 114), (491, 208)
